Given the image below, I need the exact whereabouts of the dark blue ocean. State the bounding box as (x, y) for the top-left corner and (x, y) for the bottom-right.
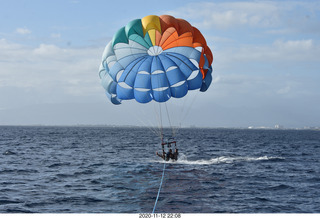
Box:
(0, 126), (320, 213)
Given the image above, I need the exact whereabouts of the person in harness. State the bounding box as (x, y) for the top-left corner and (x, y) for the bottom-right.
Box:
(173, 148), (179, 161)
(156, 141), (178, 161)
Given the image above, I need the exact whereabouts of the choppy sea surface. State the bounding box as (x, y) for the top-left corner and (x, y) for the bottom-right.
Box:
(0, 126), (320, 213)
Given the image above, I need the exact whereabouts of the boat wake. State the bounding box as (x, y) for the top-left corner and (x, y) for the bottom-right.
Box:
(150, 154), (284, 165)
(179, 155), (284, 165)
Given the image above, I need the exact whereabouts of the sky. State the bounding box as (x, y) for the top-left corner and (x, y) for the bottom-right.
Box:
(0, 0), (320, 128)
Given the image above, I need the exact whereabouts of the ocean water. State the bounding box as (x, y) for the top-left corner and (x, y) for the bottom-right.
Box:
(0, 126), (320, 213)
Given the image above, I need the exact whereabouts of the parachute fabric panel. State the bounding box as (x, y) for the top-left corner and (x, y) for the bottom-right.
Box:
(99, 15), (213, 104)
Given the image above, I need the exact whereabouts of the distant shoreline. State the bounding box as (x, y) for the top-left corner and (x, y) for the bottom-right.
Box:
(0, 124), (319, 131)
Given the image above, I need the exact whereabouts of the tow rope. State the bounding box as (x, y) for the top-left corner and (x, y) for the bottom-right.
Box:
(152, 162), (166, 213)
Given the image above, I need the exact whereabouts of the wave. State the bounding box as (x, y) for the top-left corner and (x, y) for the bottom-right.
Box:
(149, 154), (284, 165)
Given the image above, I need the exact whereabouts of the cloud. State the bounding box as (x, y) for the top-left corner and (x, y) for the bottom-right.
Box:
(15, 27), (32, 35)
(215, 39), (320, 65)
(33, 43), (63, 56)
(167, 1), (279, 28)
(0, 38), (22, 50)
(277, 85), (291, 95)
(166, 1), (320, 34)
(0, 38), (104, 109)
(206, 2), (279, 29)
(273, 39), (313, 51)
(51, 33), (61, 38)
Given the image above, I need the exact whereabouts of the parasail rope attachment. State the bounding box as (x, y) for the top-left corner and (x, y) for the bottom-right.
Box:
(152, 162), (166, 213)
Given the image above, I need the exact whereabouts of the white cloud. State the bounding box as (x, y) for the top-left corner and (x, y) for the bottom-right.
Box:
(33, 44), (64, 56)
(277, 85), (291, 95)
(16, 27), (32, 35)
(51, 33), (61, 38)
(0, 38), (22, 50)
(273, 39), (313, 51)
(167, 1), (280, 29)
(206, 2), (279, 29)
(166, 1), (320, 34)
(0, 39), (104, 108)
(216, 39), (320, 65)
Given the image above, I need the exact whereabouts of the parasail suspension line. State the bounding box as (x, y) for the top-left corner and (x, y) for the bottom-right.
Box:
(152, 162), (166, 213)
(151, 56), (173, 213)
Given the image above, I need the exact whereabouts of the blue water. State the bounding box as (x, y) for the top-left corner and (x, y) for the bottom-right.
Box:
(0, 126), (320, 213)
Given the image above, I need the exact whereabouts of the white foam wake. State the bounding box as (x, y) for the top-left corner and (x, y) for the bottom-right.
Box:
(176, 155), (284, 165)
(149, 154), (284, 165)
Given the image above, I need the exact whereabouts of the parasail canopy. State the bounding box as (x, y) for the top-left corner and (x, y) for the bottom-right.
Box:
(99, 15), (213, 105)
